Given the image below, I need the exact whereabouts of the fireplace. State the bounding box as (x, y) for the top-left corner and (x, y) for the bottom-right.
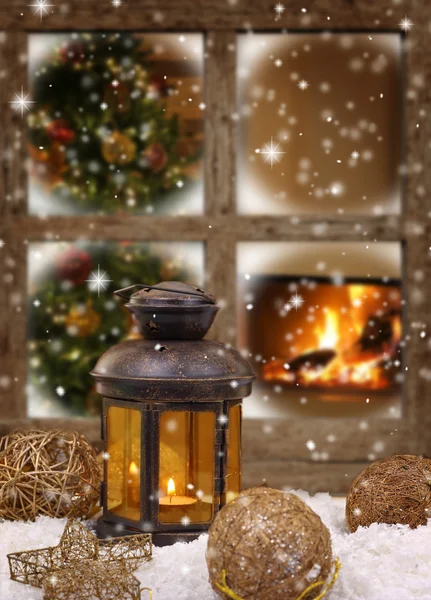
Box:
(238, 274), (403, 417)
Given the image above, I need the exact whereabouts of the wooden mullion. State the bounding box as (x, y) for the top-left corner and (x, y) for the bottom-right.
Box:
(206, 231), (237, 345)
(242, 459), (371, 494)
(243, 419), (410, 463)
(0, 31), (28, 219)
(0, 230), (27, 420)
(204, 31), (237, 217)
(0, 1), (411, 32)
(10, 214), (405, 241)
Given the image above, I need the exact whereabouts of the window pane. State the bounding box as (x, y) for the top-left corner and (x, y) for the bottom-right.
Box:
(159, 411), (215, 525)
(238, 242), (403, 418)
(28, 33), (204, 215)
(225, 404), (241, 503)
(107, 405), (141, 521)
(27, 241), (204, 417)
(237, 33), (402, 215)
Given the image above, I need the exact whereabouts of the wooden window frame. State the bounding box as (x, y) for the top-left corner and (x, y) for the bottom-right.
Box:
(1, 1), (430, 493)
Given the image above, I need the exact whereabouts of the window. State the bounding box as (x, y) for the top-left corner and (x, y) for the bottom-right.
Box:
(1, 2), (429, 494)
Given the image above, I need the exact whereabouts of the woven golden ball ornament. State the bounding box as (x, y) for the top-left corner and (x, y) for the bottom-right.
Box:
(346, 453), (431, 532)
(0, 429), (101, 521)
(206, 487), (337, 600)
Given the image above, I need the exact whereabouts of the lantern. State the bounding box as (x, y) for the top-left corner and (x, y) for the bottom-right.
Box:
(91, 282), (255, 546)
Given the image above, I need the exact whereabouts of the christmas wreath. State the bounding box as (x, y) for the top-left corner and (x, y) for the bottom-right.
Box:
(28, 33), (201, 213)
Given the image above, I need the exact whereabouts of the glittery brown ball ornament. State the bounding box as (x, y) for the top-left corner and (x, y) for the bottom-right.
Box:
(346, 454), (431, 532)
(206, 487), (335, 600)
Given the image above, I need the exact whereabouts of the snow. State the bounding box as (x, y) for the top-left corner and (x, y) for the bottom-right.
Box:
(1, 492), (431, 600)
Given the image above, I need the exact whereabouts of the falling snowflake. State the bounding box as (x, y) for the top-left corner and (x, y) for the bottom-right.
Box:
(399, 16), (413, 32)
(86, 265), (112, 296)
(33, 299), (41, 307)
(298, 79), (309, 91)
(100, 102), (108, 111)
(199, 102), (206, 110)
(181, 516), (191, 526)
(9, 87), (36, 118)
(176, 180), (184, 188)
(230, 380), (239, 389)
(112, 0), (122, 6)
(274, 58), (283, 68)
(289, 293), (304, 310)
(102, 452), (110, 460)
(29, 0), (54, 21)
(55, 386), (65, 397)
(196, 489), (204, 499)
(218, 414), (228, 425)
(257, 137), (285, 169)
(306, 440), (316, 451)
(0, 240), (4, 249)
(246, 303), (253, 310)
(111, 79), (120, 88)
(351, 150), (360, 160)
(274, 3), (285, 16)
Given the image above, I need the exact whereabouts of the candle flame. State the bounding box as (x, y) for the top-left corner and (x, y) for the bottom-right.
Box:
(129, 461), (139, 475)
(167, 477), (176, 496)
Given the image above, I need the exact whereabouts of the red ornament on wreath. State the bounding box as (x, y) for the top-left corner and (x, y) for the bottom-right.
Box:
(143, 142), (168, 173)
(59, 42), (86, 66)
(46, 119), (75, 144)
(56, 248), (92, 285)
(148, 75), (170, 98)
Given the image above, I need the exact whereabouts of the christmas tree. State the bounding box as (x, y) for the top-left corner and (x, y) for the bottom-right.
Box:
(28, 242), (200, 416)
(28, 32), (201, 214)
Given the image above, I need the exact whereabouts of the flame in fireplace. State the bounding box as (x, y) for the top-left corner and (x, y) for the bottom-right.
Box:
(261, 284), (402, 391)
(316, 309), (339, 350)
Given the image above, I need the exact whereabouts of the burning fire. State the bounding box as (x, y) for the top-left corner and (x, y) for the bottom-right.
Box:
(262, 286), (402, 391)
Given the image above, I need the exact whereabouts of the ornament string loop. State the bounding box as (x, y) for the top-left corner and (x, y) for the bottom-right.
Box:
(140, 586), (153, 599)
(215, 558), (341, 600)
(296, 558), (341, 600)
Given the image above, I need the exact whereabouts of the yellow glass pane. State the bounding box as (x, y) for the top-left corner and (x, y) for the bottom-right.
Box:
(238, 33), (402, 215)
(159, 411), (215, 524)
(107, 406), (141, 521)
(226, 404), (242, 503)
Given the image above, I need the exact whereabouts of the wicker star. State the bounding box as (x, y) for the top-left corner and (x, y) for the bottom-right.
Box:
(7, 519), (152, 592)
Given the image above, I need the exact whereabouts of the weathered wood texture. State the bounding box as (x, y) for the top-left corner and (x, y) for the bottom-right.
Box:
(242, 459), (369, 494)
(0, 0), (412, 31)
(1, 0), (431, 494)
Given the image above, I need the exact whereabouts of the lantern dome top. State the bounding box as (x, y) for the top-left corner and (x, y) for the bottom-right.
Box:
(114, 281), (219, 340)
(91, 339), (255, 402)
(123, 281), (216, 307)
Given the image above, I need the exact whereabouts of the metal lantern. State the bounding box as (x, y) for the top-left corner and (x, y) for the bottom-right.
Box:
(91, 281), (254, 546)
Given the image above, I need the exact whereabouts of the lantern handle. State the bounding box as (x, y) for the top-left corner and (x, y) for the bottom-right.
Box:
(114, 283), (216, 304)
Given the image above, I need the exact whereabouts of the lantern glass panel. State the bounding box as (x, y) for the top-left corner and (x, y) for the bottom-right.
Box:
(107, 406), (141, 521)
(226, 404), (242, 503)
(158, 410), (215, 524)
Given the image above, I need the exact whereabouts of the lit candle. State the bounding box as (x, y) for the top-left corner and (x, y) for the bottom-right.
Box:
(159, 477), (197, 506)
(127, 460), (140, 507)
